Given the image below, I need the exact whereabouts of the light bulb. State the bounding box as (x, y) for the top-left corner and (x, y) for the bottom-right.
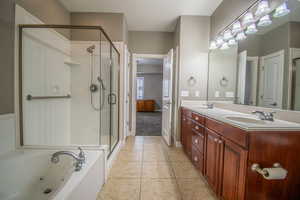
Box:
(273, 2), (290, 18)
(243, 12), (255, 26)
(245, 24), (258, 34)
(258, 15), (272, 27)
(236, 32), (247, 41)
(256, 0), (270, 17)
(232, 21), (242, 34)
(228, 39), (237, 46)
(209, 41), (218, 50)
(223, 29), (233, 41)
(220, 42), (230, 50)
(216, 36), (224, 47)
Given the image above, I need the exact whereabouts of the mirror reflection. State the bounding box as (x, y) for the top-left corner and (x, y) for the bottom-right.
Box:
(208, 0), (300, 110)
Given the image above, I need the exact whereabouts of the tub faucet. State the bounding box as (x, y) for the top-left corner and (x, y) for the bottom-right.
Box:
(51, 147), (86, 171)
(252, 111), (275, 121)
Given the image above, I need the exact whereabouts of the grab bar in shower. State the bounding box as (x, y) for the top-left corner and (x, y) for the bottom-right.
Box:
(26, 94), (71, 101)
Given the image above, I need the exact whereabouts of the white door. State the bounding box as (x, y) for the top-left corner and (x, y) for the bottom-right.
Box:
(237, 51), (247, 104)
(162, 49), (173, 146)
(124, 47), (130, 138)
(259, 51), (284, 108)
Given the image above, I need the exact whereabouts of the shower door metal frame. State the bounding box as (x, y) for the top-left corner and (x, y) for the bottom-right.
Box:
(18, 24), (120, 156)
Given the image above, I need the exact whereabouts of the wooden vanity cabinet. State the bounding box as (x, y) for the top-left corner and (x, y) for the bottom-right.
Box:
(181, 107), (300, 200)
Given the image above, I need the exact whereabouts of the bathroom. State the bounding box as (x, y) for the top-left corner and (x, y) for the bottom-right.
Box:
(1, 0), (300, 199)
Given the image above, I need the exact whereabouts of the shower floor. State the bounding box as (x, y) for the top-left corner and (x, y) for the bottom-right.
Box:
(136, 112), (162, 136)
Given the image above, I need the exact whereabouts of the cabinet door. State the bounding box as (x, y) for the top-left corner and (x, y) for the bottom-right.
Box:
(221, 139), (247, 200)
(181, 115), (192, 158)
(205, 128), (222, 193)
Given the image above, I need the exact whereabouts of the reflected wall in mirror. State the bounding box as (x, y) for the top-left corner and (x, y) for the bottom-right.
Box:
(208, 0), (300, 111)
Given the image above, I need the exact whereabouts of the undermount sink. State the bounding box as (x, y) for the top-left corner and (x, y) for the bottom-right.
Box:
(226, 116), (267, 125)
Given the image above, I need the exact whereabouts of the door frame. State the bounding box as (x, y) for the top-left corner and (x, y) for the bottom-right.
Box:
(288, 48), (300, 109)
(258, 50), (284, 108)
(131, 54), (166, 136)
(247, 56), (259, 106)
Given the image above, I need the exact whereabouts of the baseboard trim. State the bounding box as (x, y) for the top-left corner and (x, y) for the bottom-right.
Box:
(175, 141), (182, 147)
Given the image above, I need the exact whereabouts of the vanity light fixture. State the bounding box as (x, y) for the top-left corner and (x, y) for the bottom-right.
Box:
(220, 42), (230, 50)
(209, 41), (218, 50)
(245, 24), (258, 34)
(223, 29), (234, 41)
(228, 38), (237, 46)
(236, 31), (247, 41)
(216, 36), (224, 47)
(258, 14), (272, 27)
(232, 21), (243, 34)
(243, 12), (255, 26)
(255, 0), (270, 17)
(273, 2), (290, 18)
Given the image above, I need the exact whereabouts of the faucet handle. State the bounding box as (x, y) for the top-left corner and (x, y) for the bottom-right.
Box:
(78, 147), (86, 162)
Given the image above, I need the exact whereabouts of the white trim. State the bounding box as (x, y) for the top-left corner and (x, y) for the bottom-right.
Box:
(0, 113), (15, 120)
(175, 141), (182, 148)
(288, 48), (300, 109)
(131, 53), (166, 136)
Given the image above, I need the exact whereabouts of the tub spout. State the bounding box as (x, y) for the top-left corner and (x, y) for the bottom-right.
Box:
(51, 147), (86, 171)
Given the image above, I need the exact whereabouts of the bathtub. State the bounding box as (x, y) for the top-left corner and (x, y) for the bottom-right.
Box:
(0, 147), (107, 200)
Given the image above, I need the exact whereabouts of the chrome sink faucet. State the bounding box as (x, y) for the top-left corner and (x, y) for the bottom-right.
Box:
(51, 147), (86, 171)
(252, 111), (275, 121)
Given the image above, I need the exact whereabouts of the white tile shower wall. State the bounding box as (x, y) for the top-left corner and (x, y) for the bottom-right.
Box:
(16, 5), (72, 146)
(0, 114), (15, 155)
(70, 42), (102, 145)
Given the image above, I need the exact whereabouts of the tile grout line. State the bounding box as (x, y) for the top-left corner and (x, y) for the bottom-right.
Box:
(138, 138), (145, 200)
(161, 141), (184, 200)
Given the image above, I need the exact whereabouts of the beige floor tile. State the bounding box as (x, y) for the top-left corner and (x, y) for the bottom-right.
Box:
(171, 162), (201, 178)
(177, 178), (217, 200)
(144, 136), (163, 144)
(97, 178), (140, 200)
(167, 149), (190, 162)
(110, 161), (142, 178)
(143, 150), (168, 162)
(117, 149), (143, 162)
(142, 162), (174, 178)
(141, 179), (181, 200)
(143, 143), (165, 152)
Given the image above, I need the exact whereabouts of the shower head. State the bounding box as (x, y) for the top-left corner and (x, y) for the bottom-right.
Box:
(87, 45), (95, 54)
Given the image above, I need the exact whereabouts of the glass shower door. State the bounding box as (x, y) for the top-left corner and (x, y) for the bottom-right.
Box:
(110, 47), (120, 152)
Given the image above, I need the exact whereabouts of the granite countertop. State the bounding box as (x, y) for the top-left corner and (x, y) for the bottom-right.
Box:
(183, 105), (300, 131)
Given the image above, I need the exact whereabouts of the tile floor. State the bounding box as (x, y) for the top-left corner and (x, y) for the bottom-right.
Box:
(97, 136), (217, 200)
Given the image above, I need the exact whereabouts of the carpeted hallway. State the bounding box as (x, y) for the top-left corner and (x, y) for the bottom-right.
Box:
(136, 112), (162, 136)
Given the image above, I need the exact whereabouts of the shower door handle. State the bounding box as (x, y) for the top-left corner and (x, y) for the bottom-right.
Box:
(108, 93), (117, 105)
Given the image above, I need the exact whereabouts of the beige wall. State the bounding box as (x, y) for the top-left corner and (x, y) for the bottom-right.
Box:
(16, 0), (71, 38)
(0, 0), (15, 114)
(71, 12), (127, 42)
(179, 16), (210, 101)
(128, 31), (174, 54)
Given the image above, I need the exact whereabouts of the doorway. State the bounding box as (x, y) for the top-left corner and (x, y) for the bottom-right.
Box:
(131, 51), (173, 145)
(135, 57), (164, 136)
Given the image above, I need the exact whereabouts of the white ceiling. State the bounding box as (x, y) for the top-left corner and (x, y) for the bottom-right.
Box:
(59, 0), (222, 32)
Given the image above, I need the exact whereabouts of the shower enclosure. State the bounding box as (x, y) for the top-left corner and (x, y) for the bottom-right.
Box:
(18, 25), (120, 156)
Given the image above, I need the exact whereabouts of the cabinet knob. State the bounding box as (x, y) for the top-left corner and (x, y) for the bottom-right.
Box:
(194, 156), (198, 161)
(195, 139), (198, 144)
(195, 117), (199, 120)
(214, 138), (218, 142)
(183, 118), (186, 121)
(195, 126), (199, 130)
(218, 140), (223, 144)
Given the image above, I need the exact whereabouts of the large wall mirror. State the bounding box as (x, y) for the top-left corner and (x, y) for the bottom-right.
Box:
(208, 0), (300, 110)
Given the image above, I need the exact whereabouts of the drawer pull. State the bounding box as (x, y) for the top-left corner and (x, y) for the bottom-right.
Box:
(194, 156), (198, 162)
(195, 117), (199, 120)
(214, 138), (218, 143)
(195, 126), (199, 130)
(195, 139), (198, 144)
(218, 140), (223, 144)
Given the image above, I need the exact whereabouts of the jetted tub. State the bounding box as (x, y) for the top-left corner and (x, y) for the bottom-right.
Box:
(0, 147), (106, 200)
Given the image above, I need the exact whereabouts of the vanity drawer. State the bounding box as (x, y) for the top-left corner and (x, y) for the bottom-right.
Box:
(192, 130), (204, 153)
(206, 117), (248, 149)
(192, 147), (204, 173)
(191, 122), (204, 135)
(192, 112), (205, 125)
(181, 107), (192, 117)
